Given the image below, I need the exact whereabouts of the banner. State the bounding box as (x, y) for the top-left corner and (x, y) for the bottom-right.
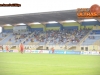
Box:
(49, 50), (65, 54)
(55, 50), (65, 54)
(3, 50), (6, 52)
(9, 50), (13, 52)
(91, 51), (99, 55)
(39, 50), (43, 53)
(66, 51), (81, 54)
(24, 50), (100, 55)
(0, 50), (3, 52)
(13, 26), (27, 32)
(31, 50), (39, 53)
(81, 51), (84, 54)
(13, 50), (18, 52)
(25, 50), (49, 54)
(0, 50), (18, 52)
(43, 50), (49, 53)
(25, 50), (31, 53)
(25, 50), (40, 53)
(81, 51), (87, 54)
(82, 51), (100, 55)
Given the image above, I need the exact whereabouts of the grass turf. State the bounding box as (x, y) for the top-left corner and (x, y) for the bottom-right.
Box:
(0, 53), (100, 75)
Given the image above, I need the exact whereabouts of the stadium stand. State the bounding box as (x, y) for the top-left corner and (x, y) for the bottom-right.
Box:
(82, 30), (100, 45)
(0, 10), (100, 51)
(0, 24), (100, 51)
(0, 33), (8, 41)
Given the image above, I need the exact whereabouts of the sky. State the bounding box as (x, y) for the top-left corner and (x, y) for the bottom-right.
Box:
(0, 0), (100, 16)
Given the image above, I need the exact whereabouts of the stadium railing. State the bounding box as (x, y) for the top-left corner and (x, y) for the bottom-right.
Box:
(78, 30), (92, 46)
(93, 38), (100, 45)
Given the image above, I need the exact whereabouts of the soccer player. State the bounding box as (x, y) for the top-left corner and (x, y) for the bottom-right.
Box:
(51, 47), (54, 54)
(6, 46), (9, 52)
(20, 43), (24, 54)
(2, 45), (3, 51)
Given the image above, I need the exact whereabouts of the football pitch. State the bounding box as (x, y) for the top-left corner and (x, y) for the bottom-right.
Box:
(0, 53), (100, 75)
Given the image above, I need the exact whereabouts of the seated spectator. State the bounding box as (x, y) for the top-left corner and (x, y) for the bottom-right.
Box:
(9, 39), (11, 41)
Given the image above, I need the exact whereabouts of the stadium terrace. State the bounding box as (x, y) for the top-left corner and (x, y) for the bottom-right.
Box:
(0, 10), (100, 53)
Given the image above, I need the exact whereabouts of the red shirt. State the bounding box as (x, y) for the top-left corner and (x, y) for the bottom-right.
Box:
(51, 48), (54, 52)
(6, 46), (9, 51)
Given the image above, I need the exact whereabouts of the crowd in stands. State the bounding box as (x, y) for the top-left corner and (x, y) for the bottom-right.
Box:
(0, 28), (91, 45)
(88, 36), (95, 39)
(22, 28), (91, 45)
(9, 32), (32, 43)
(89, 31), (97, 39)
(0, 33), (7, 41)
(69, 28), (90, 44)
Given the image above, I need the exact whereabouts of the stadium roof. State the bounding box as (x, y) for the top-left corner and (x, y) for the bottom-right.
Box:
(0, 9), (99, 25)
(0, 9), (79, 25)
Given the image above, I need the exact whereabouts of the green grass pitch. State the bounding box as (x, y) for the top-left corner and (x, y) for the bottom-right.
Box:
(0, 53), (100, 75)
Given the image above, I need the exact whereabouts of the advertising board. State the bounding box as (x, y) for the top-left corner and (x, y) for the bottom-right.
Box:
(51, 50), (65, 54)
(3, 50), (6, 52)
(82, 51), (100, 55)
(66, 51), (81, 54)
(0, 50), (3, 52)
(13, 50), (18, 52)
